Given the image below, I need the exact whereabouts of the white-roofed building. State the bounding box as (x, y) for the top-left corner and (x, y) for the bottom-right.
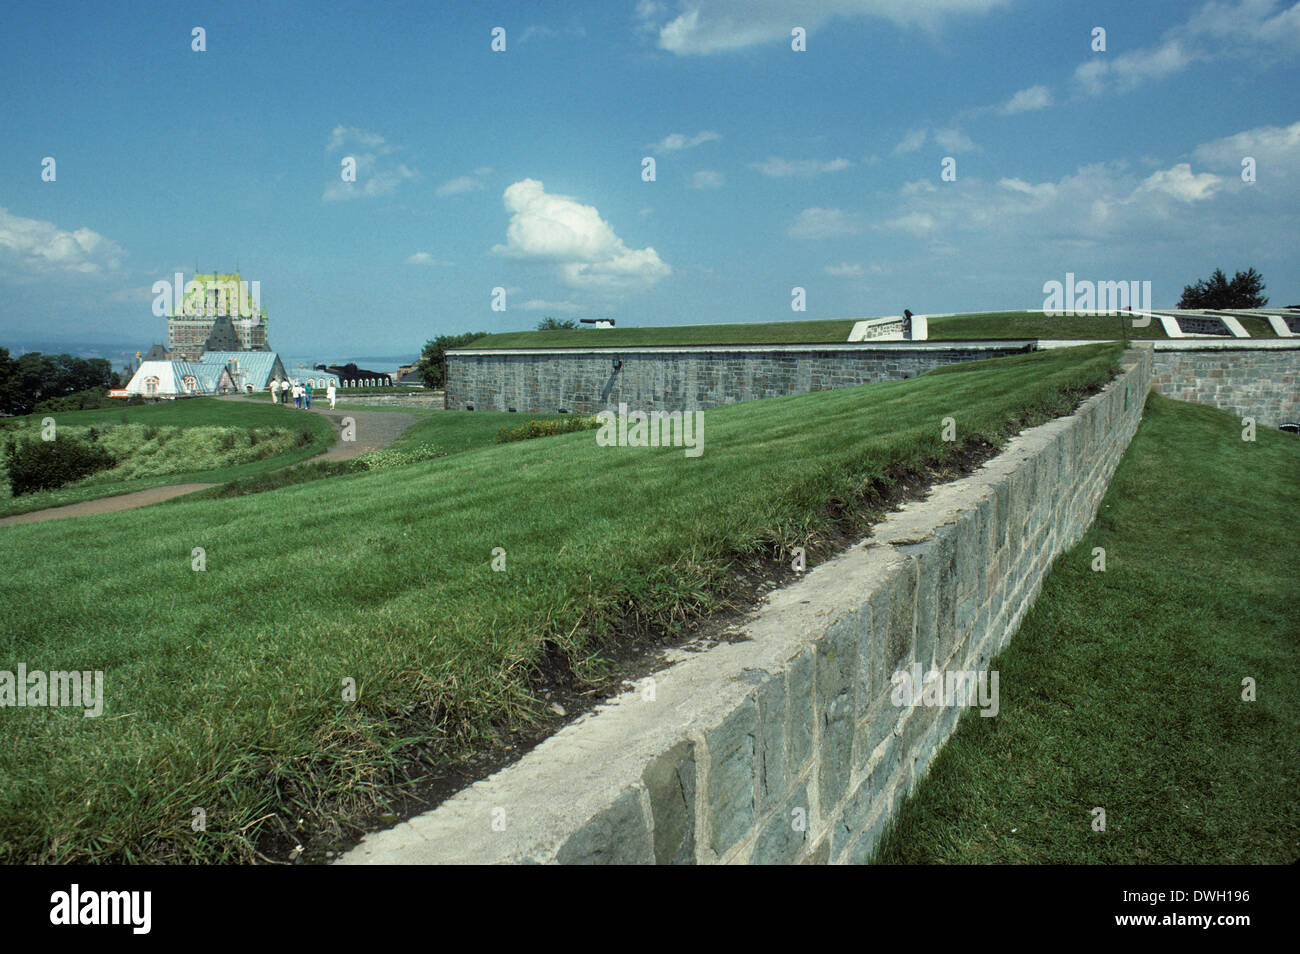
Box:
(123, 360), (234, 398)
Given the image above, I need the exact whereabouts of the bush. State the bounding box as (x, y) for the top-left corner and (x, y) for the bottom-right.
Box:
(33, 387), (111, 414)
(5, 436), (116, 496)
(355, 444), (447, 469)
(497, 416), (600, 444)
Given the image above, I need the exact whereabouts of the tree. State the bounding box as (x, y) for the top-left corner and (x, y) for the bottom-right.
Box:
(536, 316), (577, 330)
(0, 351), (117, 415)
(0, 348), (19, 415)
(1178, 267), (1268, 309)
(417, 332), (488, 389)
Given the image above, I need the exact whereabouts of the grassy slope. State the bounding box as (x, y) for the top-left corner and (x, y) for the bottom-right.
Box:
(456, 312), (1174, 350)
(391, 409), (580, 453)
(926, 311), (1166, 340)
(873, 394), (1299, 864)
(0, 399), (337, 517)
(0, 344), (1120, 863)
(460, 318), (861, 349)
(1226, 314), (1278, 338)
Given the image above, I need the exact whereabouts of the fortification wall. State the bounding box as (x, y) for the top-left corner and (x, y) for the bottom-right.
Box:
(445, 342), (1032, 413)
(342, 349), (1153, 866)
(1151, 342), (1300, 427)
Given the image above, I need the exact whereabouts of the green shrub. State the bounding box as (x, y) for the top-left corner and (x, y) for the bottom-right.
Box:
(5, 436), (116, 496)
(33, 387), (112, 414)
(356, 444), (448, 469)
(497, 415), (599, 444)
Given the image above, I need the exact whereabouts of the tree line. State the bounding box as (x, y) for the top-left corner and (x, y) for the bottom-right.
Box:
(0, 349), (120, 416)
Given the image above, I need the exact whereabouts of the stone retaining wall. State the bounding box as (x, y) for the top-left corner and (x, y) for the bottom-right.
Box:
(1151, 345), (1300, 427)
(331, 392), (445, 408)
(341, 348), (1153, 865)
(445, 342), (1032, 414)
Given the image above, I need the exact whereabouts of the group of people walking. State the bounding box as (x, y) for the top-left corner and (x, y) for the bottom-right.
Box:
(270, 378), (336, 410)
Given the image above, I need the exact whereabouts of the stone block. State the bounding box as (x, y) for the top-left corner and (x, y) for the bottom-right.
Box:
(643, 740), (696, 865)
(556, 787), (654, 864)
(705, 698), (759, 856)
(751, 784), (810, 865)
(756, 670), (787, 807)
(786, 649), (816, 775)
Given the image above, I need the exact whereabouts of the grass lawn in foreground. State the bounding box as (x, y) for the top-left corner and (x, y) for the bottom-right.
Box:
(0, 399), (337, 517)
(0, 344), (1120, 863)
(872, 394), (1299, 864)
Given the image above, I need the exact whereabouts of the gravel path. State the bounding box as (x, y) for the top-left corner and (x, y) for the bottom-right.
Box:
(0, 483), (218, 525)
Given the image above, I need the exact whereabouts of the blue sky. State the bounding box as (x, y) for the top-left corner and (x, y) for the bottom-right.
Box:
(2, 0), (1298, 363)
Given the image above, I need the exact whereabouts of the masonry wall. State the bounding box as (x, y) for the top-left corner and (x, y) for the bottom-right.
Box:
(327, 392), (445, 408)
(1152, 346), (1300, 427)
(445, 343), (1031, 413)
(342, 349), (1153, 866)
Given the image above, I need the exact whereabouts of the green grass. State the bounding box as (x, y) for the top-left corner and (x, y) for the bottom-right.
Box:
(0, 343), (1121, 864)
(926, 311), (1166, 340)
(456, 312), (1175, 351)
(391, 409), (585, 454)
(460, 318), (860, 349)
(0, 399), (336, 517)
(872, 393), (1299, 864)
(190, 410), (591, 500)
(1224, 314), (1278, 338)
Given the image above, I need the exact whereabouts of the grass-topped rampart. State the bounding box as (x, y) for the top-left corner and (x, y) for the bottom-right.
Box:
(0, 344), (1120, 863)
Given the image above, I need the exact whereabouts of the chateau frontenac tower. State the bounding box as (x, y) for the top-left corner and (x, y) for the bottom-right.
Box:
(166, 271), (270, 360)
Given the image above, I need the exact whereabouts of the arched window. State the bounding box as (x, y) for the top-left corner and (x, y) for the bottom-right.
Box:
(183, 375), (197, 393)
(144, 376), (159, 396)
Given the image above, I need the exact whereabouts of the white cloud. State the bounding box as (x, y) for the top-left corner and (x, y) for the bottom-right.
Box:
(1185, 0), (1300, 49)
(1135, 163), (1223, 203)
(751, 156), (852, 177)
(640, 0), (1011, 55)
(1074, 0), (1300, 96)
(325, 125), (391, 153)
(492, 179), (670, 293)
(322, 126), (417, 201)
(1193, 120), (1300, 170)
(824, 262), (864, 276)
(880, 149), (1241, 248)
(0, 207), (125, 277)
(689, 169), (726, 189)
(788, 207), (863, 239)
(1000, 84), (1053, 114)
(404, 252), (453, 266)
(894, 127), (976, 154)
(106, 285), (156, 303)
(893, 128), (928, 154)
(652, 130), (722, 151)
(933, 128), (977, 152)
(887, 212), (938, 236)
(1075, 39), (1197, 95)
(436, 176), (483, 196)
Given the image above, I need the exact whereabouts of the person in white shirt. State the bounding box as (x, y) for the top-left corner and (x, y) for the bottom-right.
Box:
(270, 378), (280, 404)
(326, 381), (336, 409)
